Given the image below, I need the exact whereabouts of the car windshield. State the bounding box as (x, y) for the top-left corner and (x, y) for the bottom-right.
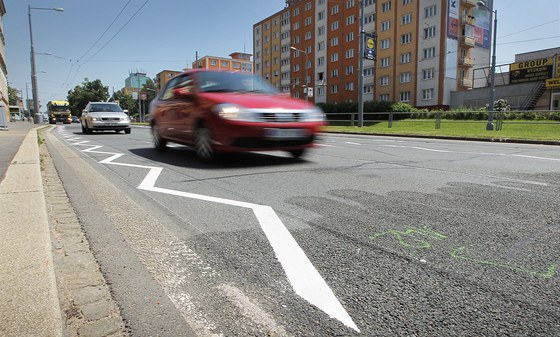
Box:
(197, 72), (278, 95)
(90, 104), (123, 112)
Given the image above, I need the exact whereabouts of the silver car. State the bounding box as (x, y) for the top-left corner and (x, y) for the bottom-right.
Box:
(81, 102), (131, 134)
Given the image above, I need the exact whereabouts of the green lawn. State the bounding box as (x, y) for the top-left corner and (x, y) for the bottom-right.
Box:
(325, 119), (560, 142)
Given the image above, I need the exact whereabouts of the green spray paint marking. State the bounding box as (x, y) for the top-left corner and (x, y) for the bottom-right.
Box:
(369, 227), (447, 249)
(451, 246), (557, 278)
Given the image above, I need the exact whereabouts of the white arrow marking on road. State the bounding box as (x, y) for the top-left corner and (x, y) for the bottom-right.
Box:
(59, 129), (360, 332)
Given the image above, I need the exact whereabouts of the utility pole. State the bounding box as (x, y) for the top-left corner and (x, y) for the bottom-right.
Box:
(358, 0), (365, 127)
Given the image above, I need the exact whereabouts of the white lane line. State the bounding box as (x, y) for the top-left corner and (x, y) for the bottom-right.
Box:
(344, 142), (362, 146)
(64, 134), (360, 332)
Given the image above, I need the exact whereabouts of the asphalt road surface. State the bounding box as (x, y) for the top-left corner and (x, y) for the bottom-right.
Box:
(45, 124), (560, 336)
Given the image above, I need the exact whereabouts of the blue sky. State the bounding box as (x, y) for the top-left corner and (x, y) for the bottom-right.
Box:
(4, 0), (560, 108)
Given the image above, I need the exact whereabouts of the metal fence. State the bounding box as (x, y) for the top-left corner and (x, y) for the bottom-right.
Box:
(326, 110), (560, 130)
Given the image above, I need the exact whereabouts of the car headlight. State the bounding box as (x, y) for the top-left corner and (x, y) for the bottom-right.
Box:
(301, 107), (326, 122)
(213, 104), (259, 122)
(90, 117), (98, 121)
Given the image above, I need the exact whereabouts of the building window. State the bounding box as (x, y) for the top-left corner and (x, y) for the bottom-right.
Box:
(423, 68), (435, 80)
(425, 5), (436, 18)
(381, 38), (390, 49)
(331, 36), (339, 46)
(318, 26), (325, 35)
(363, 67), (374, 76)
(294, 36), (300, 44)
(380, 76), (390, 86)
(402, 0), (412, 4)
(345, 82), (354, 91)
(346, 49), (354, 58)
(318, 41), (325, 50)
(380, 94), (390, 101)
(294, 64), (300, 72)
(346, 15), (355, 25)
(423, 47), (436, 59)
(346, 32), (355, 42)
(401, 13), (412, 25)
(424, 26), (436, 39)
(293, 22), (300, 30)
(332, 5), (340, 14)
(380, 57), (390, 68)
(381, 1), (392, 12)
(400, 91), (411, 102)
(332, 21), (339, 30)
(346, 0), (356, 8)
(345, 65), (354, 75)
(306, 46), (312, 54)
(363, 85), (373, 93)
(318, 11), (325, 20)
(294, 8), (300, 16)
(400, 52), (411, 64)
(401, 33), (412, 44)
(400, 72), (411, 83)
(317, 86), (325, 96)
(331, 53), (339, 62)
(305, 2), (312, 10)
(318, 56), (325, 65)
(331, 84), (339, 93)
(365, 14), (375, 24)
(210, 60), (217, 66)
(331, 69), (339, 77)
(305, 31), (312, 40)
(381, 20), (391, 31)
(305, 17), (312, 26)
(422, 88), (434, 100)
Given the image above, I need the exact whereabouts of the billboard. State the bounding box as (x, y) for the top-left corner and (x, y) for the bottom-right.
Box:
(509, 58), (553, 84)
(448, 0), (491, 49)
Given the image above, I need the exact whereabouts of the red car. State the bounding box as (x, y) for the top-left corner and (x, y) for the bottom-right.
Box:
(149, 69), (326, 161)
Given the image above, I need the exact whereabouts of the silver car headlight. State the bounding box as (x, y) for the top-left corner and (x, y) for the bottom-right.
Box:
(301, 107), (326, 122)
(213, 104), (259, 122)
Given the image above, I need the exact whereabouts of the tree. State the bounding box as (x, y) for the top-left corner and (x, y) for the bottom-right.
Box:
(8, 86), (20, 106)
(111, 89), (137, 115)
(67, 78), (109, 115)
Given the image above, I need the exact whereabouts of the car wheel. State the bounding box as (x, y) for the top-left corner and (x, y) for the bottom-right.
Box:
(195, 125), (214, 162)
(81, 123), (86, 134)
(152, 124), (167, 151)
(289, 149), (306, 158)
(125, 128), (131, 134)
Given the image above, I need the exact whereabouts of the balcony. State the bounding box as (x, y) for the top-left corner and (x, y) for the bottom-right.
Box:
(461, 14), (476, 25)
(460, 35), (475, 47)
(459, 78), (473, 89)
(462, 0), (478, 7)
(460, 57), (474, 67)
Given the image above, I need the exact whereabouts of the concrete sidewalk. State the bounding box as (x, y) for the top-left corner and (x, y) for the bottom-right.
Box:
(0, 121), (63, 336)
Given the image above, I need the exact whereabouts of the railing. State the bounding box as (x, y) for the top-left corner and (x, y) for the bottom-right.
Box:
(327, 110), (560, 130)
(460, 36), (475, 47)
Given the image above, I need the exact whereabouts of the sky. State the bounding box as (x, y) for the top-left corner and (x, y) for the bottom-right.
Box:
(4, 0), (560, 110)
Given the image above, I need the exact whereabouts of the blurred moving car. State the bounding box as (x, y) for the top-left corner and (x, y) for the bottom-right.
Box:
(80, 102), (131, 134)
(149, 69), (326, 161)
(71, 116), (79, 123)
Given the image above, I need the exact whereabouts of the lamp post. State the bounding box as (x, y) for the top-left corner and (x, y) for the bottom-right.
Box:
(477, 0), (497, 131)
(290, 46), (309, 101)
(28, 5), (64, 124)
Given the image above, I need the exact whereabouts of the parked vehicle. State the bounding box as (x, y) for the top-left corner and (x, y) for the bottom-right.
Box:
(80, 102), (131, 134)
(149, 69), (326, 161)
(9, 106), (23, 121)
(71, 116), (79, 123)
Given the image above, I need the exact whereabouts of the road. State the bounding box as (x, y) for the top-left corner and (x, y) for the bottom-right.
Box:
(44, 124), (560, 336)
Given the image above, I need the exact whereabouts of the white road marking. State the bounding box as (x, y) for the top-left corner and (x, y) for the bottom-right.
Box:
(57, 128), (360, 332)
(344, 142), (362, 146)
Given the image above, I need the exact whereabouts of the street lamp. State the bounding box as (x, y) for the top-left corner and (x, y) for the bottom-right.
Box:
(290, 46), (309, 101)
(28, 5), (64, 124)
(477, 0), (497, 131)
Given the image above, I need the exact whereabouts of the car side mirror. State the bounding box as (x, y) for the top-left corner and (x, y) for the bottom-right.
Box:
(82, 109), (87, 114)
(123, 109), (129, 114)
(173, 87), (193, 99)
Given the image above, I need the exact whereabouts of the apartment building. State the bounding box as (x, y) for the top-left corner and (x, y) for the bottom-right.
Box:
(254, 0), (492, 109)
(192, 52), (253, 73)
